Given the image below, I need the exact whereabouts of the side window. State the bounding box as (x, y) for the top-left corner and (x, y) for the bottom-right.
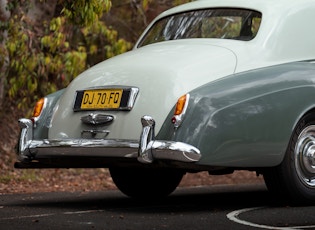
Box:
(201, 16), (261, 40)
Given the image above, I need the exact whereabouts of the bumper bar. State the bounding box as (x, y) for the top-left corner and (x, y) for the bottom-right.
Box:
(16, 116), (201, 166)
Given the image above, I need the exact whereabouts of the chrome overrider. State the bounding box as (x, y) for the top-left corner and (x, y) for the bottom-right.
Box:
(16, 116), (201, 165)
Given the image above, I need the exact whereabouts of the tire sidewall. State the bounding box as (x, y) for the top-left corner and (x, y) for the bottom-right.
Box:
(109, 167), (184, 198)
(282, 112), (315, 203)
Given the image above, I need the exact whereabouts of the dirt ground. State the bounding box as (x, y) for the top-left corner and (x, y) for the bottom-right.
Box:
(0, 107), (264, 195)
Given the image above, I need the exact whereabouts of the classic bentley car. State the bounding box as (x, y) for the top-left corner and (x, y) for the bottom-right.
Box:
(16, 0), (315, 204)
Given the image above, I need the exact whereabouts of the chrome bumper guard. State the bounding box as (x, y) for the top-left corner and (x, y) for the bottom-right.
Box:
(17, 116), (201, 164)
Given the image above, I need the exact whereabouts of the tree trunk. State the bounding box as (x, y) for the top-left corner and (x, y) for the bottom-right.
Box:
(27, 0), (58, 26)
(0, 0), (10, 108)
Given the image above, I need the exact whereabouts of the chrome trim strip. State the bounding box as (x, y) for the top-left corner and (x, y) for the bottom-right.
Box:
(81, 130), (110, 139)
(126, 87), (139, 110)
(138, 115), (201, 163)
(16, 117), (201, 165)
(81, 114), (114, 125)
(17, 118), (34, 161)
(27, 139), (140, 158)
(138, 116), (155, 163)
(152, 140), (201, 162)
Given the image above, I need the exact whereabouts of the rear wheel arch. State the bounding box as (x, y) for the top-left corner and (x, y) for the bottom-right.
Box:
(263, 110), (315, 205)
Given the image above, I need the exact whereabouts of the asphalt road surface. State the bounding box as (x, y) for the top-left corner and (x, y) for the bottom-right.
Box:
(1, 184), (315, 230)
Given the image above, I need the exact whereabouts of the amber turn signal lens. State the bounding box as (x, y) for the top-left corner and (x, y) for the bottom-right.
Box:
(32, 98), (45, 118)
(174, 94), (187, 115)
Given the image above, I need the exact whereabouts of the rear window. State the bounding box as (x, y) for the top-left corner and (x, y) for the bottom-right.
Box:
(138, 8), (262, 47)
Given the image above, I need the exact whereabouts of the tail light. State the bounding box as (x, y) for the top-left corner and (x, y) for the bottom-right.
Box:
(171, 94), (189, 128)
(31, 97), (46, 123)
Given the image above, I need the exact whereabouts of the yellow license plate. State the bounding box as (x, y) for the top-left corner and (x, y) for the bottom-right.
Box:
(80, 89), (123, 109)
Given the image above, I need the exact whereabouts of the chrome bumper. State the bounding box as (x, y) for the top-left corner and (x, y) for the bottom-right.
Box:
(16, 116), (201, 165)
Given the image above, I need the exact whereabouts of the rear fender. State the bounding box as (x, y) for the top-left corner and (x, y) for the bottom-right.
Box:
(158, 62), (315, 167)
(33, 89), (65, 140)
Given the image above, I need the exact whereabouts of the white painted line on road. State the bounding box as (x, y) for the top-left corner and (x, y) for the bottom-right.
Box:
(227, 206), (315, 230)
(63, 209), (104, 215)
(1, 213), (55, 220)
(0, 209), (104, 220)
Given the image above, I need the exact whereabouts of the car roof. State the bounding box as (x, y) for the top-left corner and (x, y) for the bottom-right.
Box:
(159, 0), (315, 16)
(135, 0), (315, 67)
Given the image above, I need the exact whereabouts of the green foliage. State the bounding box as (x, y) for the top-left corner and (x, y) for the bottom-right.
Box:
(4, 0), (131, 110)
(62, 0), (112, 26)
(172, 0), (193, 5)
(2, 0), (190, 111)
(109, 0), (193, 43)
(81, 20), (131, 66)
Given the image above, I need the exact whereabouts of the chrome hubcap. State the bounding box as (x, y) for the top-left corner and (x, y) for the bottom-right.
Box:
(295, 125), (315, 187)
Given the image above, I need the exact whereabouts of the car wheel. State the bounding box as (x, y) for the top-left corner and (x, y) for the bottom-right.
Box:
(109, 167), (184, 199)
(263, 112), (315, 205)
